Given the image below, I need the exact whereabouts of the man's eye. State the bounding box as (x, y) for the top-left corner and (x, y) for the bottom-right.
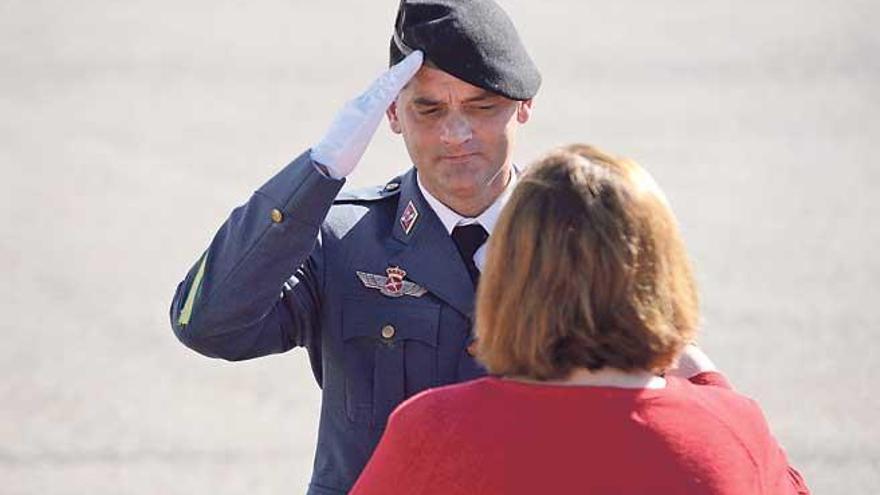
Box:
(470, 104), (496, 112)
(417, 107), (439, 115)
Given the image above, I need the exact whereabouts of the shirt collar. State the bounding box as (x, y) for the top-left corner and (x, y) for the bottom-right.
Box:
(417, 169), (518, 236)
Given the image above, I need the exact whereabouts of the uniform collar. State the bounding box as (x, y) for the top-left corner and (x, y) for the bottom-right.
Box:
(388, 169), (473, 319)
(387, 166), (520, 320)
(416, 169), (517, 236)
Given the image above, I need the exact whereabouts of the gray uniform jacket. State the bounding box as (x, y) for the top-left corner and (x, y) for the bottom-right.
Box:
(170, 150), (486, 494)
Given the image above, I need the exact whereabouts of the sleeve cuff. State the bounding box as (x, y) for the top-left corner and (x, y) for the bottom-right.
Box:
(256, 149), (345, 228)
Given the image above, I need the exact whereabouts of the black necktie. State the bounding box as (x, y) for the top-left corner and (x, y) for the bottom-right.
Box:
(451, 224), (489, 286)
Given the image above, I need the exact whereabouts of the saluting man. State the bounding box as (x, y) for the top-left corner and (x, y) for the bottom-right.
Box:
(170, 1), (540, 493)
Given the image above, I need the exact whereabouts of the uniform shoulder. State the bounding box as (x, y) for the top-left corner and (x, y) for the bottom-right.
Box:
(333, 175), (406, 205)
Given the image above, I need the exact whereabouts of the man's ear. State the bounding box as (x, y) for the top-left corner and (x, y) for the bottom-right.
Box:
(516, 99), (534, 124)
(387, 101), (403, 134)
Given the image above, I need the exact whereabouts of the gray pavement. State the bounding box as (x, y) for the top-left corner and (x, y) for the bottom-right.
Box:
(1, 0), (878, 493)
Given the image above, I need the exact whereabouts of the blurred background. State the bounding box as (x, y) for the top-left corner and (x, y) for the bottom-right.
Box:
(1, 0), (878, 493)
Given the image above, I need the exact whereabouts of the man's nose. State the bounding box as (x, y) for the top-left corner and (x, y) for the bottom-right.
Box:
(440, 112), (473, 146)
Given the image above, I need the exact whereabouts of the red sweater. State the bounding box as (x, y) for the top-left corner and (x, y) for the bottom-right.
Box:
(351, 372), (809, 495)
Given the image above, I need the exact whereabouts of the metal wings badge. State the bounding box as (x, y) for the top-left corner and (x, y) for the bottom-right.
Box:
(356, 266), (427, 298)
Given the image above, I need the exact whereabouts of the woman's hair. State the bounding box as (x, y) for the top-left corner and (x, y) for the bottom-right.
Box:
(475, 144), (699, 380)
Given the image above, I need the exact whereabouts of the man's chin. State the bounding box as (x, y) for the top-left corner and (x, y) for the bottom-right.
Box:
(440, 180), (487, 201)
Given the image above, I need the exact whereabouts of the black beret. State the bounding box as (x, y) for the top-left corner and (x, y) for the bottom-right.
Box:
(389, 0), (541, 101)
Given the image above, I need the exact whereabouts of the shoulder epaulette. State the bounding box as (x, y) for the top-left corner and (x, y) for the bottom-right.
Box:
(334, 177), (403, 204)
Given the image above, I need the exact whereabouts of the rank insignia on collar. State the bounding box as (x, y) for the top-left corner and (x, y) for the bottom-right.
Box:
(357, 266), (427, 298)
(400, 200), (419, 235)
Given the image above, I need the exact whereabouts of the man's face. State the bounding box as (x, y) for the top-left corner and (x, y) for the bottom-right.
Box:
(387, 65), (532, 212)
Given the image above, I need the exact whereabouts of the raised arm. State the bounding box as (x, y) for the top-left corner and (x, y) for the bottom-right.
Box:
(170, 52), (423, 361)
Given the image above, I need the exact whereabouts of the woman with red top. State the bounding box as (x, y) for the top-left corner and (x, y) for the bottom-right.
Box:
(351, 145), (810, 494)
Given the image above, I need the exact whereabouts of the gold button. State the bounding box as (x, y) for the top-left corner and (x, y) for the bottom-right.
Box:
(381, 324), (396, 339)
(270, 209), (284, 223)
(384, 182), (399, 191)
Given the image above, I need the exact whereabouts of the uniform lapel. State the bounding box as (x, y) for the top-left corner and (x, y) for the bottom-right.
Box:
(388, 169), (475, 319)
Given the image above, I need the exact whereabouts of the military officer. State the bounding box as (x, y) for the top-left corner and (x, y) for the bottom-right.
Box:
(170, 1), (541, 493)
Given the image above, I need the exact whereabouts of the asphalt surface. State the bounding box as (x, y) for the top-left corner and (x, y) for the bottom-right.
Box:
(1, 1), (878, 493)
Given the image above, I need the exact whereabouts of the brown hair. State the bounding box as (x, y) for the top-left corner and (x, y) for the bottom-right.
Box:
(475, 144), (699, 380)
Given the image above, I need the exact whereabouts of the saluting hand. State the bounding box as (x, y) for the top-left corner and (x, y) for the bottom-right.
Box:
(311, 50), (424, 179)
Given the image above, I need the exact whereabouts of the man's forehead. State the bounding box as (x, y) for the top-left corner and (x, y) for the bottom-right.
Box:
(402, 66), (505, 101)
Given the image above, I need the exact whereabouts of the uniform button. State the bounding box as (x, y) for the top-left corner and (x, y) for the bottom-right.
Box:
(270, 209), (284, 223)
(381, 324), (396, 339)
(384, 182), (400, 191)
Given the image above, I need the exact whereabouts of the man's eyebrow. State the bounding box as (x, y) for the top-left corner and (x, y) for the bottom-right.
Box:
(463, 91), (500, 103)
(411, 91), (501, 106)
(412, 97), (442, 106)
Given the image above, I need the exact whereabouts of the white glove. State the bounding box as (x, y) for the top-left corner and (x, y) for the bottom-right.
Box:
(311, 50), (424, 179)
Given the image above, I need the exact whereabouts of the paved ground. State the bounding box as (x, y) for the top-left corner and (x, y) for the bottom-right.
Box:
(1, 0), (878, 493)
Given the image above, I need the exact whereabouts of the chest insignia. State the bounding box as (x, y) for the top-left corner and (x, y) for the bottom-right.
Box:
(356, 266), (427, 298)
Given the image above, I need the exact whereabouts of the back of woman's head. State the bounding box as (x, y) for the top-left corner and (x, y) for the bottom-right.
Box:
(475, 144), (699, 380)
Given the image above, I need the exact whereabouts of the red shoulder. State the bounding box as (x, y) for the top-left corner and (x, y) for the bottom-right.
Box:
(389, 377), (497, 426)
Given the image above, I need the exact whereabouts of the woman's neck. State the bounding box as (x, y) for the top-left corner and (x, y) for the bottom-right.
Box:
(509, 367), (666, 389)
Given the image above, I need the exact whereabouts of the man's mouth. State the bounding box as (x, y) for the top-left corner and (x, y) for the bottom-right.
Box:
(441, 152), (478, 162)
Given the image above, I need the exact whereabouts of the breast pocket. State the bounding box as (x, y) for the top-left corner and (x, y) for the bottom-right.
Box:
(341, 296), (440, 428)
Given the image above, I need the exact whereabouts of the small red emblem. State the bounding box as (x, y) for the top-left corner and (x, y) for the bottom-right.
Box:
(384, 266), (406, 295)
(400, 200), (419, 235)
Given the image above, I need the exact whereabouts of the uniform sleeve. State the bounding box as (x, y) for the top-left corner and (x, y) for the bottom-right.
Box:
(169, 150), (344, 361)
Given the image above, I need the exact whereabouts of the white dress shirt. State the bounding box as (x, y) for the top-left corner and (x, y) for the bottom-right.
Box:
(417, 171), (517, 272)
